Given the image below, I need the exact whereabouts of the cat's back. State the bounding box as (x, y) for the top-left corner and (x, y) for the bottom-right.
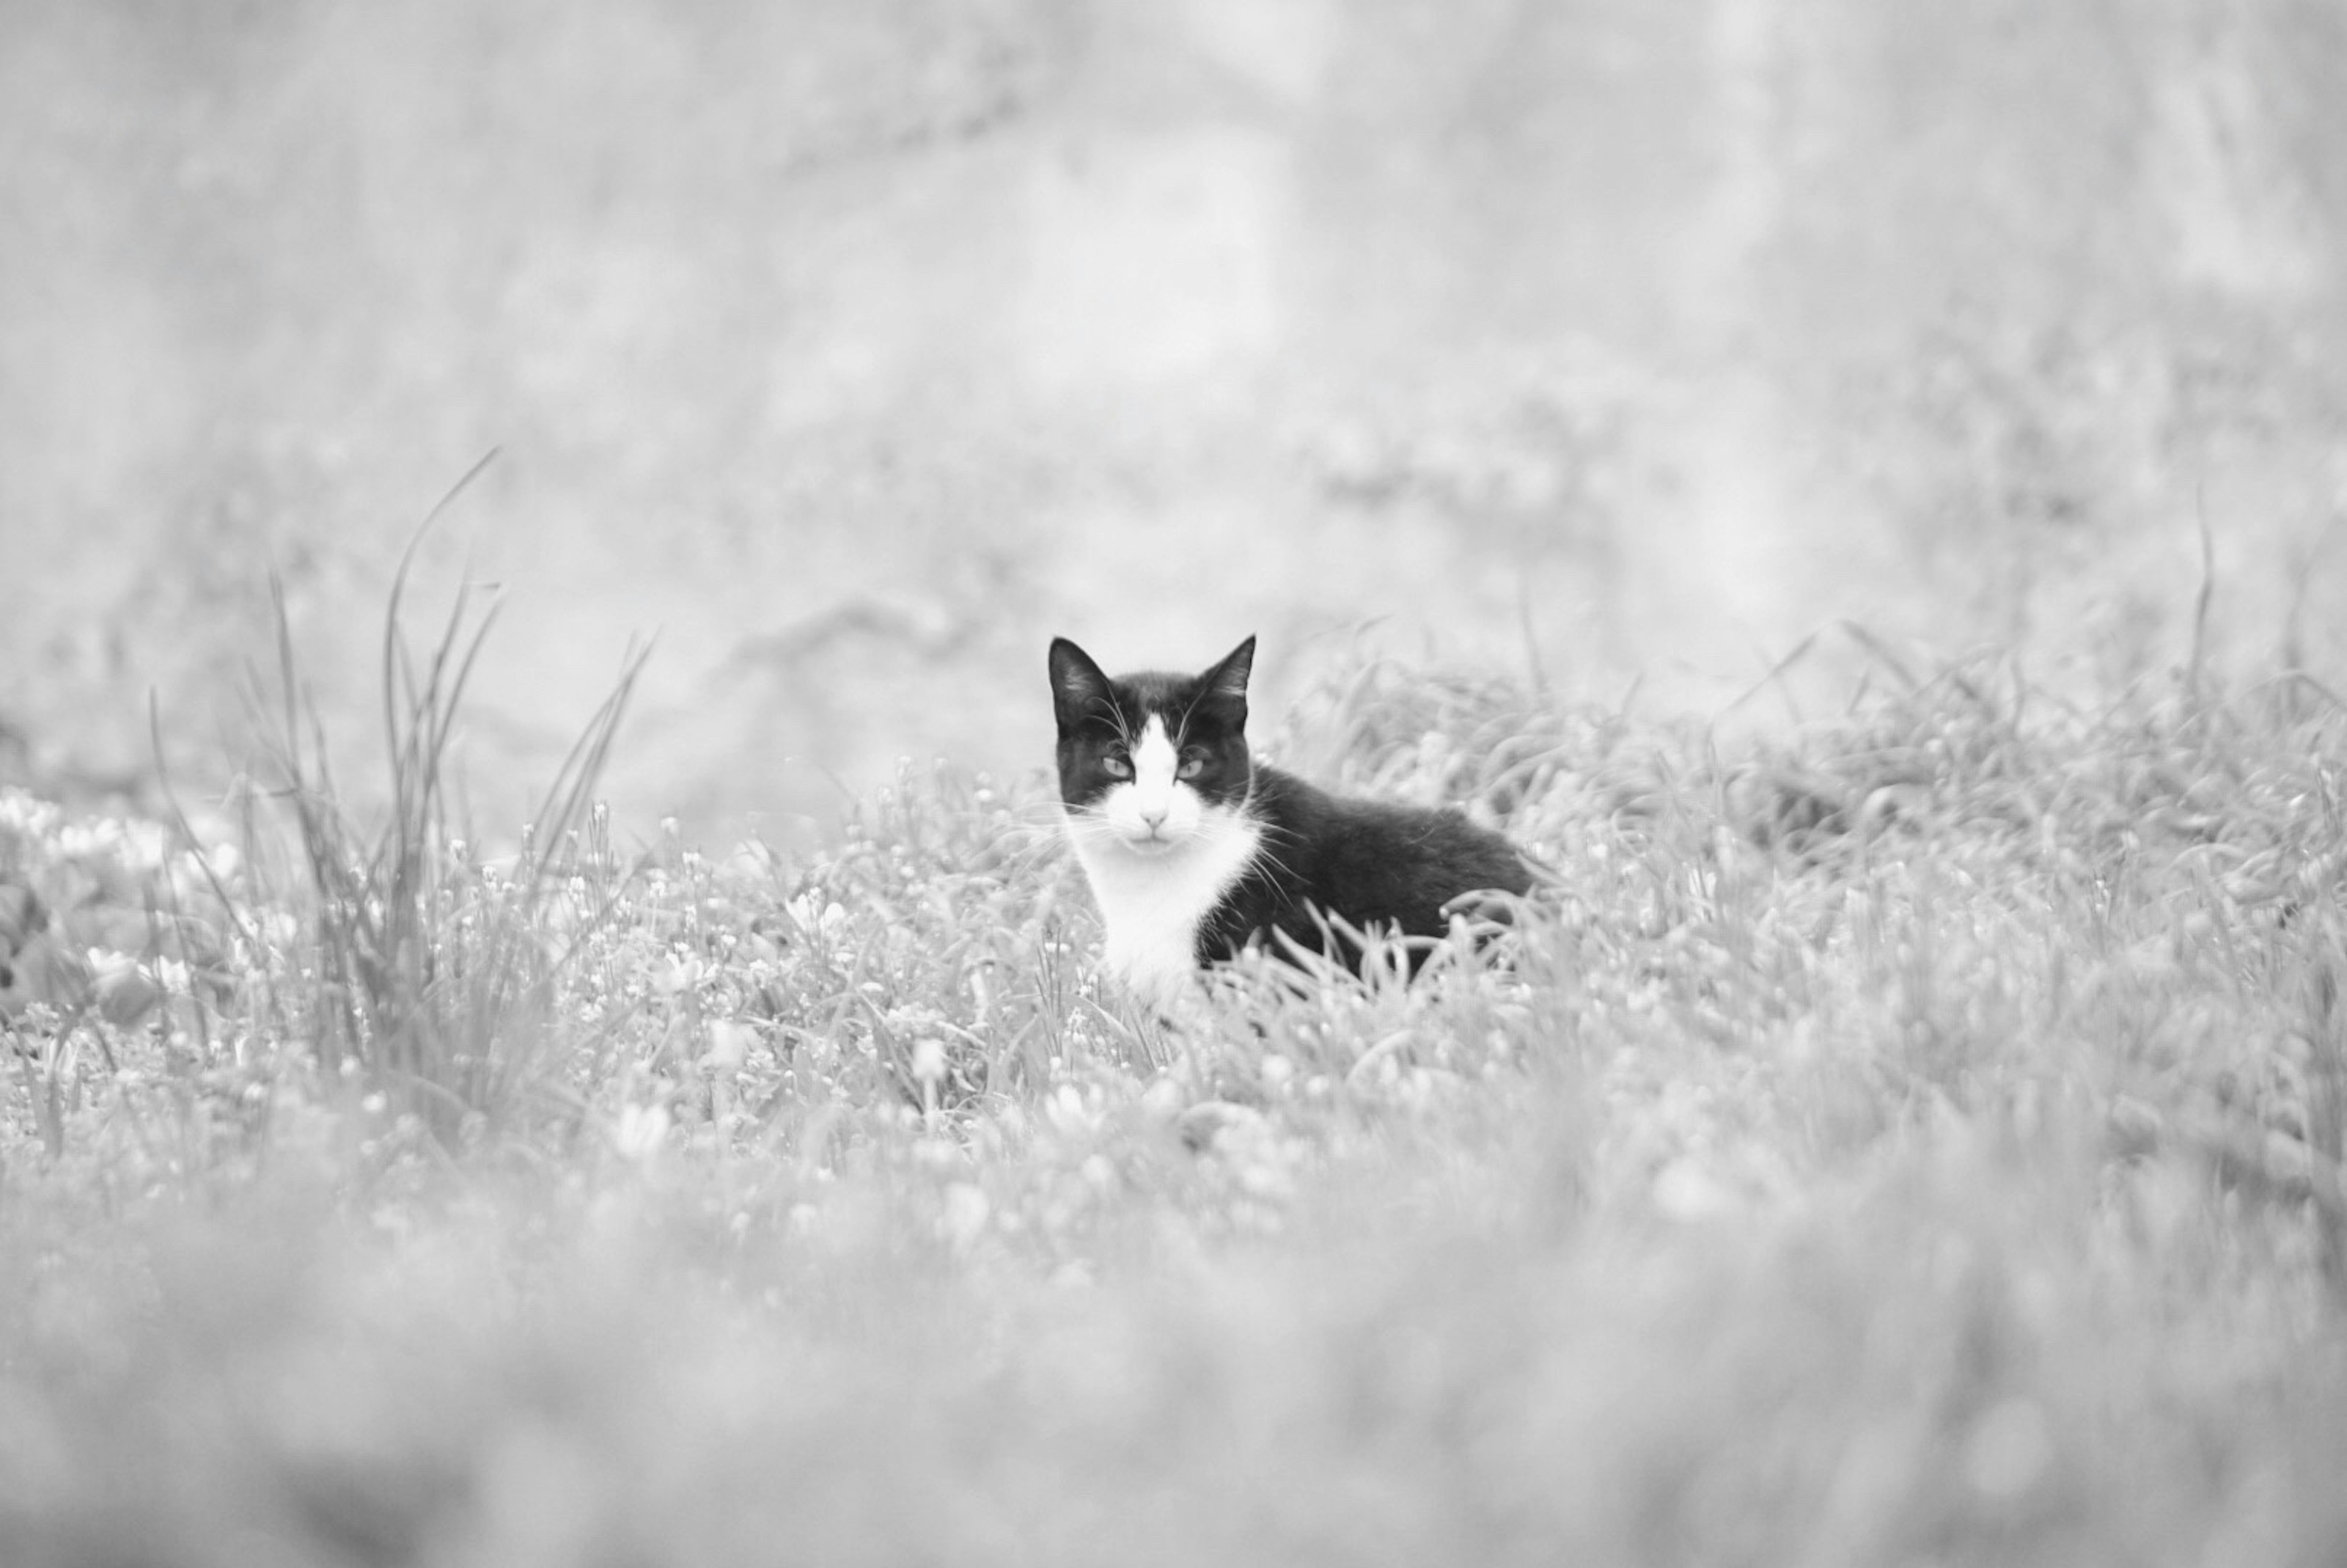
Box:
(1244, 763), (1532, 932)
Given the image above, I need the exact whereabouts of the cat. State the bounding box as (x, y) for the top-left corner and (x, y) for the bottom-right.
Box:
(1049, 634), (1535, 1010)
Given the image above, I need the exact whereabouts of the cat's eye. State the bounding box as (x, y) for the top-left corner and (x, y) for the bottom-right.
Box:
(1101, 751), (1132, 779)
(1177, 753), (1206, 780)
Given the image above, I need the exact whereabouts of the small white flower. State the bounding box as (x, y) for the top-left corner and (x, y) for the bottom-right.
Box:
(614, 1102), (671, 1160)
(785, 893), (849, 940)
(1046, 1083), (1095, 1136)
(911, 1037), (949, 1085)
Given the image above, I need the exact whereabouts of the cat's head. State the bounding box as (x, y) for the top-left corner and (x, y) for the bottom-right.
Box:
(1048, 636), (1255, 856)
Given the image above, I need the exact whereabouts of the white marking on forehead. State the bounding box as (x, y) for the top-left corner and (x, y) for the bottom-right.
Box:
(1132, 714), (1177, 791)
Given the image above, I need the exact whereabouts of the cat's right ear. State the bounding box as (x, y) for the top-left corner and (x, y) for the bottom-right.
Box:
(1201, 635), (1255, 705)
(1049, 637), (1113, 731)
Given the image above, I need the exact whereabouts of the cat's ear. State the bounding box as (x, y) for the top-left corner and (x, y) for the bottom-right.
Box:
(1201, 636), (1255, 706)
(1049, 637), (1114, 730)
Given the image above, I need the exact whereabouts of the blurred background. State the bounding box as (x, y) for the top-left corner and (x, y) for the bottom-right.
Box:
(4, 0), (2345, 843)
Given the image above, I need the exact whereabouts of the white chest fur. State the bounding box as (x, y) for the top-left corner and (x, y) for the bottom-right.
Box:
(1066, 809), (1262, 1011)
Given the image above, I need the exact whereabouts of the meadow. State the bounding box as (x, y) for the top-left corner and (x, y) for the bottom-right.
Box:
(6, 590), (2347, 1567)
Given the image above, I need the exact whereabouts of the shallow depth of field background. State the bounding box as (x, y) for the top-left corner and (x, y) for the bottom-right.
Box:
(5, 0), (2346, 835)
(17, 11), (2347, 1564)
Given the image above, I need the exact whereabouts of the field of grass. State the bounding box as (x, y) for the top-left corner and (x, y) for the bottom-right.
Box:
(7, 605), (2347, 1566)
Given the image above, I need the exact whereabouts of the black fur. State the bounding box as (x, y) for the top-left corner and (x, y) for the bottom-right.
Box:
(1202, 762), (1533, 973)
(1050, 635), (1533, 980)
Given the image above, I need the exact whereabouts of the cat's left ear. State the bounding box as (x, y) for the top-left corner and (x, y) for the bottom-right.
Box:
(1201, 636), (1255, 706)
(1049, 637), (1114, 731)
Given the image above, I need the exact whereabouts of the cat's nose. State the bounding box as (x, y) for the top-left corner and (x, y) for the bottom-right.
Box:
(1138, 806), (1167, 830)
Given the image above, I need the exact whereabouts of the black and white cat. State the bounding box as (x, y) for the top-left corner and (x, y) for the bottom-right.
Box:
(1050, 635), (1535, 1008)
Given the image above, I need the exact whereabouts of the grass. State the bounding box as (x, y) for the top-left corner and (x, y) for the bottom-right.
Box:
(6, 603), (2347, 1564)
(248, 525), (648, 1151)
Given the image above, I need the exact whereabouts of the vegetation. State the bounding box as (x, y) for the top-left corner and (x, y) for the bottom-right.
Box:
(6, 601), (2347, 1565)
